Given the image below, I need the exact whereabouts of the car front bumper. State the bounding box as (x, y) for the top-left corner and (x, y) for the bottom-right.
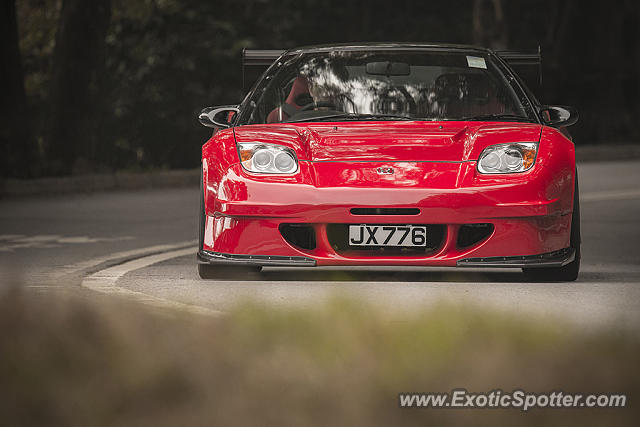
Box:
(201, 161), (575, 268)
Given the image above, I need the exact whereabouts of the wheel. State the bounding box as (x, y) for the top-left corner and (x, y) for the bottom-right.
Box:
(523, 175), (581, 282)
(197, 167), (261, 280)
(198, 263), (262, 280)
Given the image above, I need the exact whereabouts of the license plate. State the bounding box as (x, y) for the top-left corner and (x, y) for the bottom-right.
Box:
(348, 224), (427, 247)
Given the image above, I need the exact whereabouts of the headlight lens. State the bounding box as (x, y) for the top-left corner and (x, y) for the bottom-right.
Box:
(477, 142), (538, 174)
(237, 143), (299, 174)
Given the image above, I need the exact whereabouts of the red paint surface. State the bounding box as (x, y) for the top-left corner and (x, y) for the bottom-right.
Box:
(201, 121), (575, 266)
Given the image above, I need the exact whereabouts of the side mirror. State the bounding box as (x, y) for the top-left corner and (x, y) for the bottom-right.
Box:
(198, 105), (239, 128)
(541, 105), (578, 128)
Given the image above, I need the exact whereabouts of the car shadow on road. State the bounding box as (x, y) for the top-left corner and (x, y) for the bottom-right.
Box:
(247, 268), (640, 284)
(255, 268), (531, 283)
(575, 271), (640, 284)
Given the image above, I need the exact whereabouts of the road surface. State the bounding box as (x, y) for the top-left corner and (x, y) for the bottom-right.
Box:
(1, 161), (639, 331)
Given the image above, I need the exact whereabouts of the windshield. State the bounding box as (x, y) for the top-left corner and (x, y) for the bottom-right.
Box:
(238, 49), (537, 125)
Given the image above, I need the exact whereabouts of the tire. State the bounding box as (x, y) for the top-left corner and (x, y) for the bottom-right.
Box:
(523, 175), (581, 282)
(197, 167), (261, 280)
(198, 166), (205, 252)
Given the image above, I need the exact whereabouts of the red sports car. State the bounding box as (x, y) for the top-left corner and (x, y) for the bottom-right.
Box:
(197, 43), (580, 281)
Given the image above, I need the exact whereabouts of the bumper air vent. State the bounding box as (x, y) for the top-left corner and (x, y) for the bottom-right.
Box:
(457, 224), (494, 248)
(279, 224), (316, 250)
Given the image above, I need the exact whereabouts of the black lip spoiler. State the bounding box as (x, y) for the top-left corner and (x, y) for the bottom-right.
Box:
(198, 250), (316, 267)
(457, 248), (575, 268)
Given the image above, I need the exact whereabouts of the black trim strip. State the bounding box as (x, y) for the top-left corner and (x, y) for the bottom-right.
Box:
(350, 208), (420, 216)
(456, 248), (575, 268)
(198, 250), (316, 267)
(199, 248), (574, 269)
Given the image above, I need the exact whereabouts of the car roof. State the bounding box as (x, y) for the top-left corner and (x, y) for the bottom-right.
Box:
(283, 42), (492, 55)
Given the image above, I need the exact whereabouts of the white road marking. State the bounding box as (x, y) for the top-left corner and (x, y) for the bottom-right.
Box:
(81, 246), (221, 316)
(0, 234), (135, 252)
(0, 234), (25, 241)
(53, 241), (195, 279)
(581, 189), (640, 202)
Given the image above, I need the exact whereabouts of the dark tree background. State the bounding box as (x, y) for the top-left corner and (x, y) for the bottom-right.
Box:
(47, 0), (111, 174)
(1, 0), (37, 178)
(3, 0), (640, 178)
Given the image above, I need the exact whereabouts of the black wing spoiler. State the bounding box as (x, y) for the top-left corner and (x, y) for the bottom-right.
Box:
(242, 49), (285, 88)
(243, 49), (286, 66)
(495, 47), (543, 94)
(242, 47), (543, 94)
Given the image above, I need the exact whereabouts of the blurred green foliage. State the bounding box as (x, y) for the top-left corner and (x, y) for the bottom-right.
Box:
(1, 287), (639, 426)
(13, 0), (640, 175)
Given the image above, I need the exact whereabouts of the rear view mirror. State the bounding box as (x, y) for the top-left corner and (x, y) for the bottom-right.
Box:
(541, 105), (578, 128)
(198, 105), (239, 128)
(365, 61), (410, 76)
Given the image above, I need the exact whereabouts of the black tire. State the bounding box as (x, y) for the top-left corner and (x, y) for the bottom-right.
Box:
(197, 167), (261, 280)
(198, 166), (205, 252)
(523, 175), (581, 282)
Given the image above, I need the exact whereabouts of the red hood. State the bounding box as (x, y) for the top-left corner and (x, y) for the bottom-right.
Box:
(233, 122), (542, 162)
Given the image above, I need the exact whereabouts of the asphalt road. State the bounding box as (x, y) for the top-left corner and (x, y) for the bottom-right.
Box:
(1, 161), (640, 331)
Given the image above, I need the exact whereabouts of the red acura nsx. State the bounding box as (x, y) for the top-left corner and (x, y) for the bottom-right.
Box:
(197, 43), (580, 281)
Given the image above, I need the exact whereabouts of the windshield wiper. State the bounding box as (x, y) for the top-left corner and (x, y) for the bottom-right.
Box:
(347, 113), (414, 121)
(284, 113), (413, 123)
(454, 113), (535, 123)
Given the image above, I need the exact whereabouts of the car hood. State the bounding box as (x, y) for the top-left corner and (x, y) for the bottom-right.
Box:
(233, 121), (542, 162)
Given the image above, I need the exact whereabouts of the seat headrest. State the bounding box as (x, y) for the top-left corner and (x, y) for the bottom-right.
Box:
(285, 76), (311, 106)
(434, 73), (491, 103)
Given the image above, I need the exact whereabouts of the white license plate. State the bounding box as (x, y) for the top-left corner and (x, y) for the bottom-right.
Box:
(348, 224), (427, 247)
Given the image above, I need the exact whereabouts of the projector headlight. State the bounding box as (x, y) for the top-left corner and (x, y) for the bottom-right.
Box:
(237, 143), (299, 174)
(477, 142), (538, 174)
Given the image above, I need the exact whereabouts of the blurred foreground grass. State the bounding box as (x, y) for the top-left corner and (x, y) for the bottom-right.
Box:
(0, 285), (638, 426)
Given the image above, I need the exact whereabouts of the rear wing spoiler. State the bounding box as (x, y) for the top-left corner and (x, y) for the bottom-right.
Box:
(242, 49), (285, 88)
(495, 47), (543, 95)
(242, 47), (543, 95)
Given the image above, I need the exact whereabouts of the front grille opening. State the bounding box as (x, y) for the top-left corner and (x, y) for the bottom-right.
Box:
(457, 223), (494, 248)
(326, 224), (445, 256)
(279, 224), (316, 250)
(350, 208), (420, 216)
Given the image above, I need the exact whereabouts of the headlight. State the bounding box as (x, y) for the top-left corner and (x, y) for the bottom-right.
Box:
(477, 143), (538, 174)
(237, 143), (299, 174)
